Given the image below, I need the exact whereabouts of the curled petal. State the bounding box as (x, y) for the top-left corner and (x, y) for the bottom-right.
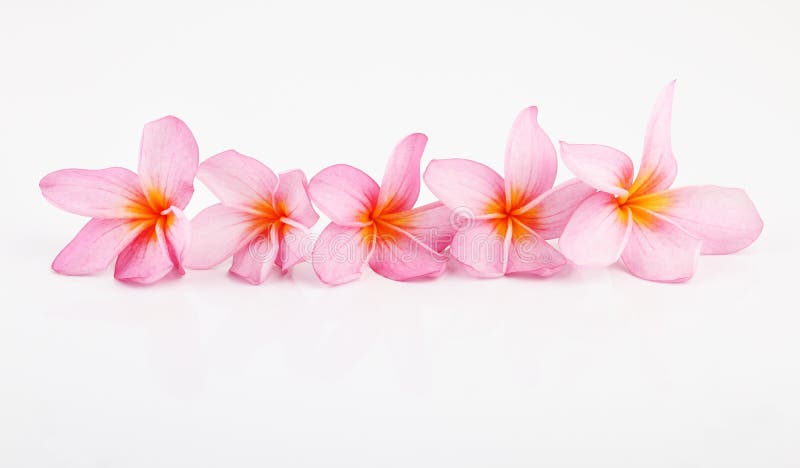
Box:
(230, 225), (279, 285)
(560, 142), (634, 197)
(311, 223), (376, 286)
(309, 165), (379, 226)
(40, 167), (149, 218)
(273, 169), (319, 227)
(275, 223), (314, 272)
(379, 202), (456, 253)
(504, 107), (557, 208)
(513, 179), (596, 239)
(160, 206), (190, 274)
(423, 158), (506, 216)
(621, 207), (701, 282)
(559, 192), (632, 267)
(184, 204), (260, 269)
(138, 116), (199, 210)
(506, 220), (567, 276)
(628, 80), (678, 196)
(114, 226), (174, 284)
(52, 218), (148, 275)
(449, 218), (510, 278)
(197, 150), (278, 211)
(376, 133), (427, 215)
(644, 185), (763, 254)
(369, 222), (448, 281)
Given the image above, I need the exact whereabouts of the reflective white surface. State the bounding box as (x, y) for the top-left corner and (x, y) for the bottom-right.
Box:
(1, 0), (798, 466)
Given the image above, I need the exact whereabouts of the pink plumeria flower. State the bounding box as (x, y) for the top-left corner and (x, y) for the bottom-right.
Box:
(559, 81), (763, 282)
(424, 107), (595, 278)
(185, 150), (319, 284)
(308, 134), (456, 285)
(39, 116), (199, 284)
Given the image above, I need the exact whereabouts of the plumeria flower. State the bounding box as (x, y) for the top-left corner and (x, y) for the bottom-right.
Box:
(39, 116), (199, 284)
(559, 81), (763, 282)
(308, 133), (456, 285)
(185, 150), (319, 284)
(424, 107), (596, 278)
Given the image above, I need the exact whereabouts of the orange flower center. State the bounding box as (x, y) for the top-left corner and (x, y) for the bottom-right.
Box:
(615, 192), (671, 228)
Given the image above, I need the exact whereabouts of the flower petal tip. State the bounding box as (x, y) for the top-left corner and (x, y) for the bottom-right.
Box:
(145, 114), (187, 128)
(518, 105), (539, 120)
(405, 132), (428, 145)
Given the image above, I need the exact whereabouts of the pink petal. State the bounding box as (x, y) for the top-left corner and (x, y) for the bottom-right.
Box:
(275, 223), (314, 272)
(368, 223), (448, 281)
(138, 116), (199, 210)
(504, 107), (558, 209)
(560, 142), (634, 197)
(40, 167), (149, 218)
(160, 206), (190, 274)
(449, 218), (510, 278)
(559, 192), (632, 267)
(230, 224), (279, 285)
(51, 218), (149, 275)
(506, 220), (567, 276)
(308, 165), (379, 226)
(621, 207), (701, 282)
(628, 81), (678, 196)
(114, 226), (174, 284)
(423, 158), (506, 217)
(311, 223), (376, 286)
(184, 204), (261, 269)
(513, 179), (596, 239)
(197, 150), (278, 211)
(649, 185), (763, 254)
(379, 202), (456, 253)
(273, 169), (319, 227)
(376, 133), (427, 215)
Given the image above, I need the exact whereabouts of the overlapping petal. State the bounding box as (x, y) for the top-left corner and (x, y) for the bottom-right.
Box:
(312, 223), (376, 285)
(230, 225), (279, 285)
(51, 218), (149, 275)
(160, 206), (190, 274)
(644, 185), (763, 254)
(376, 133), (427, 215)
(308, 164), (379, 226)
(275, 224), (313, 272)
(273, 169), (319, 227)
(369, 222), (448, 280)
(379, 202), (455, 253)
(559, 192), (632, 267)
(424, 158), (505, 216)
(628, 80), (678, 196)
(449, 218), (509, 278)
(114, 227), (174, 284)
(506, 220), (567, 276)
(621, 207), (701, 282)
(184, 204), (261, 269)
(40, 167), (149, 219)
(138, 116), (199, 210)
(197, 150), (277, 211)
(560, 142), (633, 197)
(504, 107), (557, 208)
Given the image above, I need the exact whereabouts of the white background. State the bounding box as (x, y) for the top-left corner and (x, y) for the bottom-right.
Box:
(1, 1), (799, 466)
